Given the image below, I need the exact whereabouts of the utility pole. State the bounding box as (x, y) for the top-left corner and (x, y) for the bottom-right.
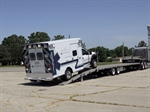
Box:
(122, 41), (124, 59)
(147, 26), (150, 48)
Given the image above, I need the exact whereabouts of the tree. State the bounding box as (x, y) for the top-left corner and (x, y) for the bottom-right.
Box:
(96, 46), (108, 62)
(0, 45), (11, 65)
(128, 48), (133, 55)
(114, 45), (130, 57)
(2, 34), (26, 65)
(109, 49), (117, 58)
(138, 40), (147, 47)
(53, 35), (65, 40)
(88, 47), (97, 53)
(28, 32), (50, 43)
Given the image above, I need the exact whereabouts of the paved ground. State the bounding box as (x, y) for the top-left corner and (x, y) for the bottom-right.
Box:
(0, 67), (150, 112)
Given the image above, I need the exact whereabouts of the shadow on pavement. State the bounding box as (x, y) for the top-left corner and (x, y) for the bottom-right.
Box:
(19, 80), (60, 87)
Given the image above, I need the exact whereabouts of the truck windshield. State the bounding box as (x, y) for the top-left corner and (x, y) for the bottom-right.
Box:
(82, 49), (89, 55)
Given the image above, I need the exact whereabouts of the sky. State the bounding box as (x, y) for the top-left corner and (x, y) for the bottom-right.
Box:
(0, 0), (150, 49)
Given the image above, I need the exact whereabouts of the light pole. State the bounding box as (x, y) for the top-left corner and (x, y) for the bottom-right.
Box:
(122, 41), (124, 59)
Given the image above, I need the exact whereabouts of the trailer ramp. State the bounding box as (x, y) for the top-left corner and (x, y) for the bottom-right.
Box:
(59, 68), (97, 85)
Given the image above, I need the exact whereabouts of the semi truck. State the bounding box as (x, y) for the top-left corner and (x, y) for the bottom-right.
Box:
(122, 47), (149, 69)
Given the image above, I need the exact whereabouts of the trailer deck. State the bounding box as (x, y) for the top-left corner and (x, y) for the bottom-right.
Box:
(59, 63), (142, 85)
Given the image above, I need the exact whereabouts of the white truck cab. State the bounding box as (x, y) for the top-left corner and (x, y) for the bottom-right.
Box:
(23, 38), (97, 82)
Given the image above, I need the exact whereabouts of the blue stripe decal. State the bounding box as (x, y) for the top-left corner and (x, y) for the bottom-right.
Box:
(61, 59), (83, 69)
(50, 51), (88, 76)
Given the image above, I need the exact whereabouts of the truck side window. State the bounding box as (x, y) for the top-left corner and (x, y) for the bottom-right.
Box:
(37, 52), (43, 60)
(82, 49), (88, 55)
(30, 53), (36, 60)
(72, 50), (77, 56)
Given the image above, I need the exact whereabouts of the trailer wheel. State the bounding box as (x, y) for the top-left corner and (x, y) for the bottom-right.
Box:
(115, 67), (120, 75)
(65, 68), (72, 81)
(91, 59), (97, 68)
(110, 68), (115, 75)
(140, 62), (145, 70)
(144, 61), (148, 69)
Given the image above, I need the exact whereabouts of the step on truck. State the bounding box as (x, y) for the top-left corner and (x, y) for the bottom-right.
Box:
(23, 38), (97, 82)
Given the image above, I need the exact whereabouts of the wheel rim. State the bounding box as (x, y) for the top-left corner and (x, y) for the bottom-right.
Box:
(111, 68), (115, 75)
(144, 62), (147, 68)
(66, 70), (72, 80)
(93, 61), (97, 67)
(116, 68), (120, 74)
(141, 63), (144, 69)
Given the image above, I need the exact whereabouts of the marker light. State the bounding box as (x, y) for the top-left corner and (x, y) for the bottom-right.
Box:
(49, 44), (55, 49)
(38, 44), (41, 48)
(28, 45), (31, 48)
(47, 64), (51, 70)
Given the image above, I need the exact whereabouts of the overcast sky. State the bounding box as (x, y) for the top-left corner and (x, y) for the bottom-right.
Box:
(0, 0), (150, 49)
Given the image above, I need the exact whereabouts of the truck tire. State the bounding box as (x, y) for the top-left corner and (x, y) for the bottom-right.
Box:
(110, 68), (115, 75)
(65, 68), (72, 81)
(115, 67), (120, 75)
(144, 61), (148, 69)
(140, 62), (145, 70)
(91, 59), (97, 68)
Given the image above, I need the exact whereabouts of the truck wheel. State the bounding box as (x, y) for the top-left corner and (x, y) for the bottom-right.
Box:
(144, 62), (148, 69)
(115, 67), (120, 75)
(140, 62), (145, 70)
(110, 68), (115, 75)
(91, 59), (97, 68)
(65, 68), (72, 81)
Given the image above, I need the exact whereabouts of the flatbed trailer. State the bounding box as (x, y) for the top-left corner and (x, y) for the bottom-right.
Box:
(60, 62), (147, 85)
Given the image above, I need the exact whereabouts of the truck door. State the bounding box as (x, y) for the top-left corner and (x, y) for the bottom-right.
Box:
(82, 49), (90, 65)
(70, 44), (83, 68)
(29, 48), (45, 73)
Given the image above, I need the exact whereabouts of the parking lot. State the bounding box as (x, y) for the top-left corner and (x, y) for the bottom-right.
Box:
(0, 67), (150, 112)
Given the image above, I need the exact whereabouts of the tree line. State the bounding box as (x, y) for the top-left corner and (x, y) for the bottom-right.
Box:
(0, 31), (147, 66)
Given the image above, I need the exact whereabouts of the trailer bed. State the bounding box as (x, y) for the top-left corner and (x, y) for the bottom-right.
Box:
(59, 63), (141, 85)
